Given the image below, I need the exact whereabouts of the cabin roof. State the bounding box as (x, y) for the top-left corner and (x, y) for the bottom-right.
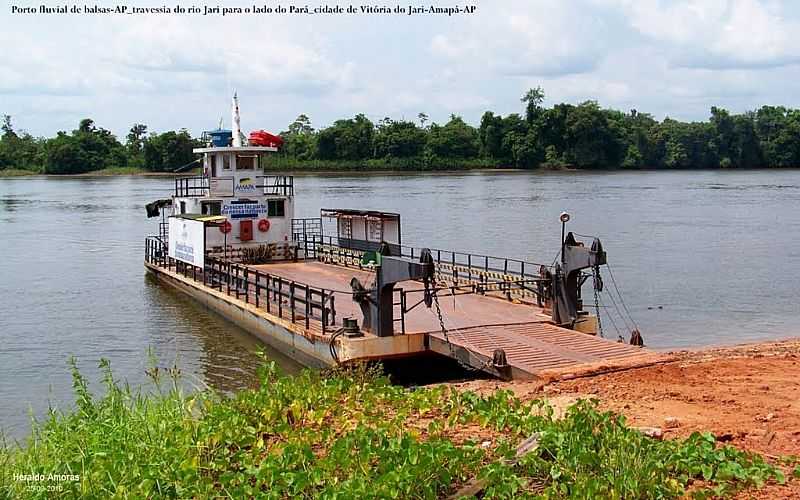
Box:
(320, 208), (400, 220)
(193, 146), (279, 154)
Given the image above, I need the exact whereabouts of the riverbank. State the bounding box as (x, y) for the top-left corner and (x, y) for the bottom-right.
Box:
(0, 168), (39, 177)
(2, 341), (798, 498)
(0, 167), (201, 178)
(455, 338), (800, 498)
(5, 163), (799, 178)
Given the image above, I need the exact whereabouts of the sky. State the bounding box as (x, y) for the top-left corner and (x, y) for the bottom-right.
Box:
(2, 0), (800, 139)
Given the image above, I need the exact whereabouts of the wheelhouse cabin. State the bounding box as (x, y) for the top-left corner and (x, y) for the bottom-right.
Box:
(172, 145), (294, 252)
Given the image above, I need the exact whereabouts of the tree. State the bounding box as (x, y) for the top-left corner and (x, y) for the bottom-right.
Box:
(287, 114), (314, 135)
(44, 132), (88, 174)
(542, 144), (566, 168)
(755, 106), (789, 166)
(504, 129), (541, 168)
(479, 112), (530, 165)
(315, 114), (374, 161)
(9, 85), (800, 174)
(0, 116), (44, 171)
(425, 115), (479, 159)
(621, 144), (644, 169)
(664, 139), (689, 168)
(622, 110), (658, 167)
(2, 115), (16, 139)
(374, 119), (427, 158)
(764, 109), (800, 167)
(142, 129), (197, 172)
(78, 118), (96, 134)
(521, 87), (545, 126)
(731, 113), (762, 168)
(125, 123), (148, 168)
(478, 112), (503, 159)
(538, 103), (571, 158)
(562, 101), (624, 168)
(126, 124), (148, 154)
(42, 119), (126, 174)
(281, 115), (317, 161)
(710, 107), (736, 166)
(0, 116), (18, 169)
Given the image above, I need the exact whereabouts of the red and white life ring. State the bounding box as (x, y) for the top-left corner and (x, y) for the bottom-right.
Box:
(258, 219), (271, 232)
(219, 220), (232, 234)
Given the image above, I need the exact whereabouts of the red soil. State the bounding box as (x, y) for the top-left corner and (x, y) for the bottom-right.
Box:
(455, 339), (800, 497)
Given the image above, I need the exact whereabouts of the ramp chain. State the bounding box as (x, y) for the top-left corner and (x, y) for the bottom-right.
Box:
(431, 290), (491, 373)
(592, 266), (605, 339)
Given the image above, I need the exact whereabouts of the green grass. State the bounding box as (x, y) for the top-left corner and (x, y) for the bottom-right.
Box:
(0, 357), (787, 499)
(262, 156), (511, 172)
(80, 166), (202, 176)
(0, 166), (202, 177)
(74, 166), (148, 176)
(0, 168), (39, 177)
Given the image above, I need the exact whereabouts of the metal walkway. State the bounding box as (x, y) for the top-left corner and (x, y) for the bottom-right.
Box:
(428, 322), (665, 380)
(241, 261), (664, 380)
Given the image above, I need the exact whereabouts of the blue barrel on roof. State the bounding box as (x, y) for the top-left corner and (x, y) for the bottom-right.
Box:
(206, 129), (232, 147)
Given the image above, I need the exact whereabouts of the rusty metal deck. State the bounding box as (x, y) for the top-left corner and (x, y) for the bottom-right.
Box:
(251, 260), (664, 379)
(428, 322), (665, 379)
(250, 261), (553, 333)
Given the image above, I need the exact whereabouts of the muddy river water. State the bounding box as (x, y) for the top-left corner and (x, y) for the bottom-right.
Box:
(2, 169), (799, 439)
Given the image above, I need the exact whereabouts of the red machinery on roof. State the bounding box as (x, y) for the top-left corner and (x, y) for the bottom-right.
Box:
(248, 130), (284, 148)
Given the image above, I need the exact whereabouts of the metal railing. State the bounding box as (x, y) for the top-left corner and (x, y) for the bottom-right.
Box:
(302, 234), (549, 276)
(175, 176), (209, 197)
(174, 175), (294, 197)
(259, 175), (294, 196)
(292, 218), (322, 259)
(145, 236), (336, 333)
(295, 234), (550, 304)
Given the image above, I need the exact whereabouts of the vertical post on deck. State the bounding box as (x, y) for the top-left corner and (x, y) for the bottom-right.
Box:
(278, 277), (282, 318)
(290, 282), (296, 323)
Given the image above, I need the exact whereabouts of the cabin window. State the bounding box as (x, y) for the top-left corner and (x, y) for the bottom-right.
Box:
(222, 154), (232, 170)
(201, 201), (222, 216)
(209, 155), (217, 177)
(267, 199), (285, 217)
(340, 218), (353, 239)
(236, 155), (256, 170)
(367, 219), (383, 241)
(179, 201), (186, 214)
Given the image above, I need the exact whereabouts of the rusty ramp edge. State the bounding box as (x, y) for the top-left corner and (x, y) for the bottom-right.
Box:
(428, 322), (671, 380)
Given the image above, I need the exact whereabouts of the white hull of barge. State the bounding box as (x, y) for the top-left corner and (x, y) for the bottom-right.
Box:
(144, 261), (428, 369)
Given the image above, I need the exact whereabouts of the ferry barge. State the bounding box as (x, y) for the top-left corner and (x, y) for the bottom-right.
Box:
(144, 96), (660, 380)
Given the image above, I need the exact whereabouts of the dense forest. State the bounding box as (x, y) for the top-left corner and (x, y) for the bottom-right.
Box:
(2, 88), (799, 174)
(0, 116), (198, 174)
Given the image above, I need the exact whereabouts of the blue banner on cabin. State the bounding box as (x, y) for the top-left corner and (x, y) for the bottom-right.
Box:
(222, 201), (267, 219)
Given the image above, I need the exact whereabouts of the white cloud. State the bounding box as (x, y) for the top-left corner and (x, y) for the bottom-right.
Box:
(0, 12), (357, 97)
(614, 0), (800, 69)
(430, 0), (613, 77)
(2, 0), (800, 137)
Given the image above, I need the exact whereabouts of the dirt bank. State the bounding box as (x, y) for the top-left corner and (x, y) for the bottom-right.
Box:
(452, 339), (800, 497)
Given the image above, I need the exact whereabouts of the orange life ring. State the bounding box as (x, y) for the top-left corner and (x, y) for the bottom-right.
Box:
(258, 219), (270, 232)
(220, 220), (232, 234)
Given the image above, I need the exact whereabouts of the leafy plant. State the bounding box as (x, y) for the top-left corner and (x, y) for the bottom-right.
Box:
(0, 358), (786, 499)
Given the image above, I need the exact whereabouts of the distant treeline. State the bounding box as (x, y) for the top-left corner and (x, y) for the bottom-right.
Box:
(2, 88), (799, 174)
(0, 117), (198, 174)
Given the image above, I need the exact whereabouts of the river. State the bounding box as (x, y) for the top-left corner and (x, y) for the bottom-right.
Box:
(1, 170), (799, 439)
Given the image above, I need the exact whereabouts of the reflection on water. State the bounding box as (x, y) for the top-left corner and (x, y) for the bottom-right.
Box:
(142, 274), (301, 392)
(1, 170), (800, 439)
(0, 176), (304, 441)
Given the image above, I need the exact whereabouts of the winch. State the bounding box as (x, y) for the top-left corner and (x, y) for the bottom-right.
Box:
(350, 246), (435, 337)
